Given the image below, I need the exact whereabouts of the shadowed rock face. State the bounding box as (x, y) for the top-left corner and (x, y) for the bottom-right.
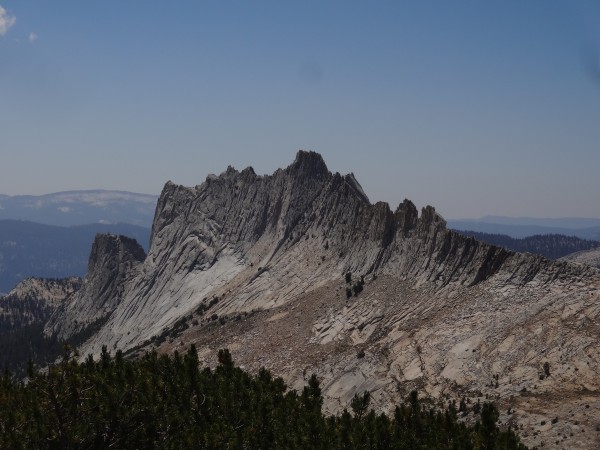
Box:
(45, 234), (146, 340)
(46, 151), (600, 449)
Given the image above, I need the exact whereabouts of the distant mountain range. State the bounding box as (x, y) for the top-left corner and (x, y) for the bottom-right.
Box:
(449, 216), (600, 240)
(456, 230), (600, 260)
(0, 220), (151, 294)
(0, 190), (156, 293)
(0, 190), (158, 227)
(465, 216), (600, 228)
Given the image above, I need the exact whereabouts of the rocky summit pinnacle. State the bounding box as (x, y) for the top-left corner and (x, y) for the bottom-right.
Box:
(46, 152), (600, 449)
(287, 150), (330, 179)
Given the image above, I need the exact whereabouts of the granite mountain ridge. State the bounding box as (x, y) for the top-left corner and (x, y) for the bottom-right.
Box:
(43, 151), (600, 449)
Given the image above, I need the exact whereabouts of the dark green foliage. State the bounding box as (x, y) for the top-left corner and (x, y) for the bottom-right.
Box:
(543, 362), (550, 377)
(477, 402), (499, 449)
(459, 231), (600, 259)
(194, 296), (219, 315)
(0, 323), (64, 377)
(0, 348), (529, 449)
(350, 391), (370, 420)
(0, 292), (57, 330)
(344, 272), (365, 297)
(0, 290), (74, 377)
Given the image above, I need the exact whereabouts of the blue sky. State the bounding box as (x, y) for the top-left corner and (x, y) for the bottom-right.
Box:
(0, 1), (599, 219)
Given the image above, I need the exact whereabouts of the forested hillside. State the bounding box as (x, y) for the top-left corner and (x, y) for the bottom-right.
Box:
(457, 231), (600, 259)
(0, 278), (81, 376)
(0, 347), (527, 449)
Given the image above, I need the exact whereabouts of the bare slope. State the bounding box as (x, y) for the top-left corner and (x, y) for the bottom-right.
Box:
(561, 248), (600, 269)
(163, 272), (600, 450)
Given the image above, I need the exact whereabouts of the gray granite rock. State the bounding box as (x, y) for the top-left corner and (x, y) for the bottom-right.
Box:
(45, 234), (145, 340)
(45, 151), (600, 449)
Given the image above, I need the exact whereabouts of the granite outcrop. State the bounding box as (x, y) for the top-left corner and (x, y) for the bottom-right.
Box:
(45, 151), (600, 449)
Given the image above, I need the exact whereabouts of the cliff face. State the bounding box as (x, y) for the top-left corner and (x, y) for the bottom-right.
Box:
(46, 151), (600, 449)
(49, 150), (594, 351)
(45, 234), (146, 340)
(63, 151), (394, 351)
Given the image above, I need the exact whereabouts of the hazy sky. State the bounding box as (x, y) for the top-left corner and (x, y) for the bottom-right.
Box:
(1, 1), (599, 219)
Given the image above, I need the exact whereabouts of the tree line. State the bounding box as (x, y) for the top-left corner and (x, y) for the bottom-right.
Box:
(459, 231), (599, 260)
(0, 346), (529, 449)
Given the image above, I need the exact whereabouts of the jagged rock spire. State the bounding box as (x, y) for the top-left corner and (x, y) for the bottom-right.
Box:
(287, 150), (330, 179)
